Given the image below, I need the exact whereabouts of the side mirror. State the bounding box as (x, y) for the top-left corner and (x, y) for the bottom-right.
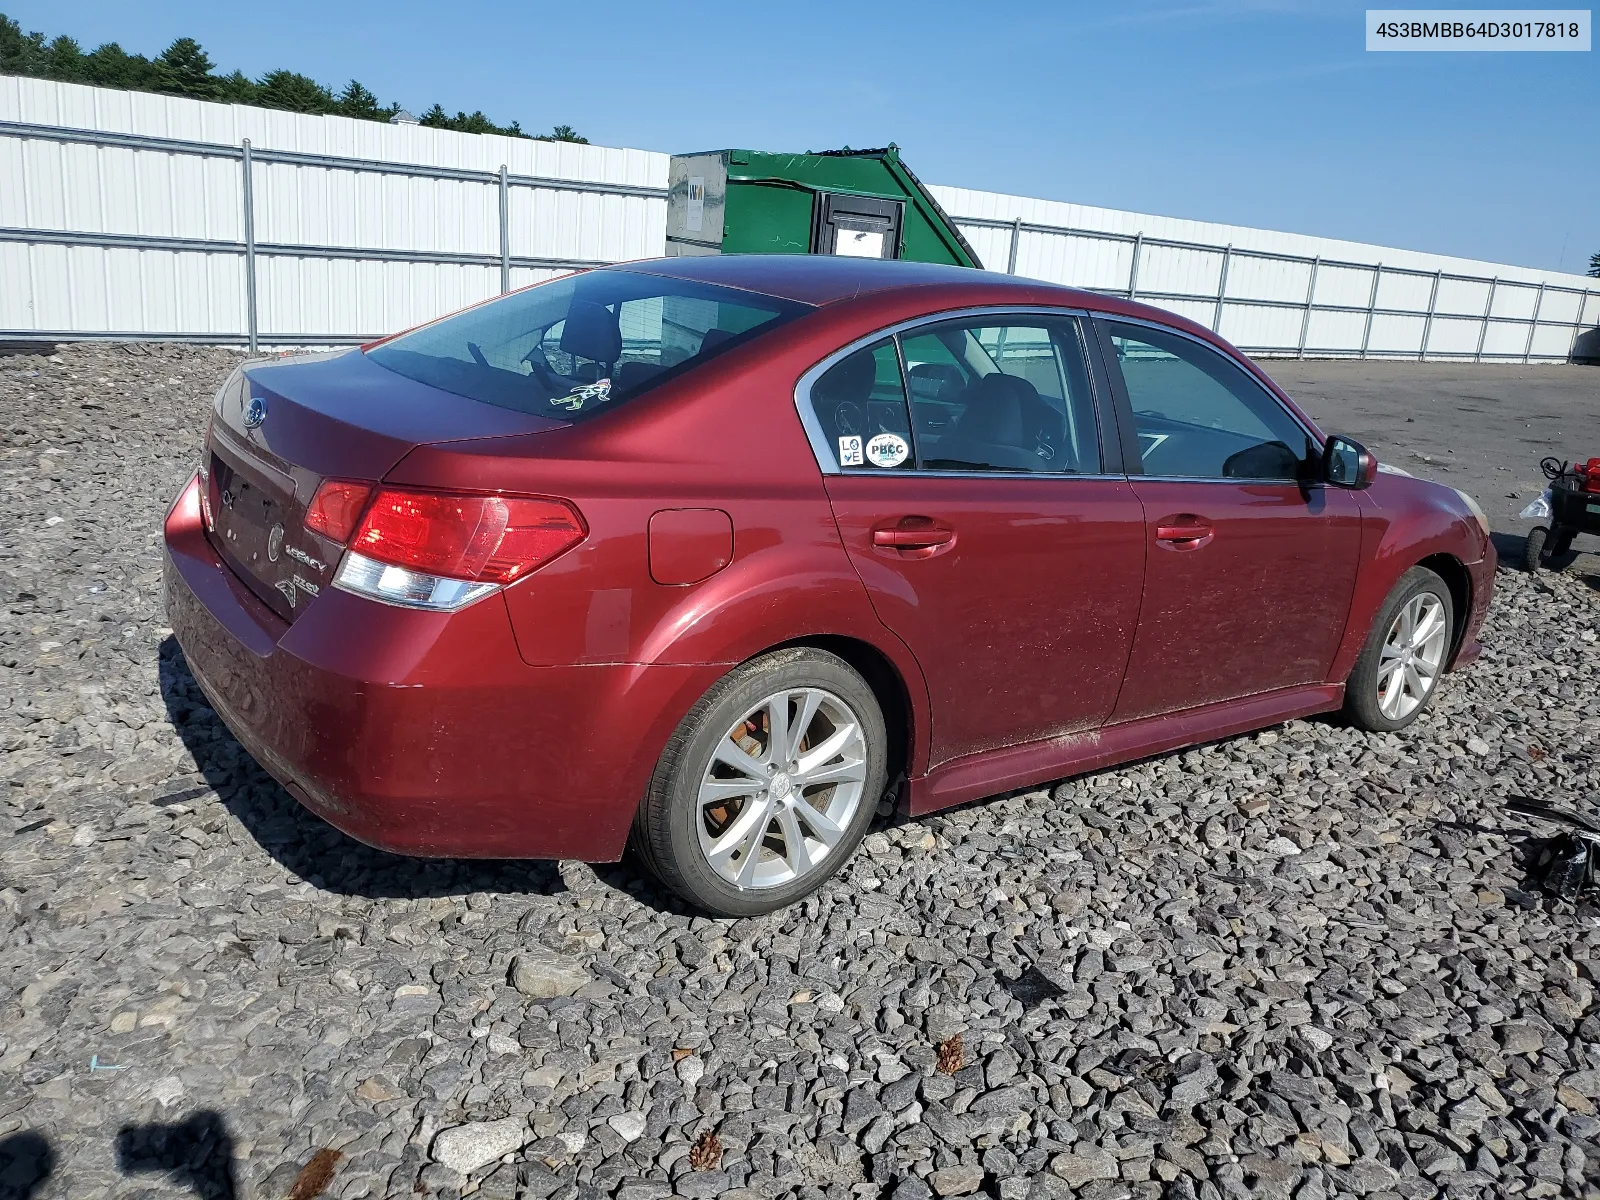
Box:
(1324, 435), (1377, 489)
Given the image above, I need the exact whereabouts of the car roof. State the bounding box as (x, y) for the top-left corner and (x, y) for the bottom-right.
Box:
(612, 253), (1098, 309)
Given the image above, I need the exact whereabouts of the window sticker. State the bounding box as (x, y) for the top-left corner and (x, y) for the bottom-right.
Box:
(866, 432), (910, 468)
(838, 435), (864, 467)
(551, 378), (612, 412)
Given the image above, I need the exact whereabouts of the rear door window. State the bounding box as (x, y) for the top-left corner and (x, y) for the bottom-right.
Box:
(367, 270), (809, 421)
(899, 318), (1101, 474)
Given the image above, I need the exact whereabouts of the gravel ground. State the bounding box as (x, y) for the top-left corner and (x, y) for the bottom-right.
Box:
(3, 343), (1599, 1200)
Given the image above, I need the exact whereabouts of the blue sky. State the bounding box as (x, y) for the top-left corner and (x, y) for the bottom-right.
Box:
(12, 0), (1597, 274)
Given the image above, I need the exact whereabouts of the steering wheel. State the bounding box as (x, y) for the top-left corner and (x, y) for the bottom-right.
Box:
(521, 345), (569, 394)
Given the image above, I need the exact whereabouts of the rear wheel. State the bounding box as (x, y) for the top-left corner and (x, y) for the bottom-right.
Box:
(1523, 526), (1549, 573)
(1527, 525), (1580, 572)
(1547, 528), (1579, 572)
(1343, 567), (1454, 732)
(632, 648), (886, 915)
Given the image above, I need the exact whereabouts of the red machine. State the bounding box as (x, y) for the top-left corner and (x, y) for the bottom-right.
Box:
(1575, 458), (1600, 494)
(1526, 455), (1600, 571)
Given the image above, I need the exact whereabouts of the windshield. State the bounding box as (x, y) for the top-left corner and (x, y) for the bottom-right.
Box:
(366, 269), (811, 420)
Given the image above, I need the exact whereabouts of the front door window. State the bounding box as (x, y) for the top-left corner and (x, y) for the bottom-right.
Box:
(1107, 322), (1316, 481)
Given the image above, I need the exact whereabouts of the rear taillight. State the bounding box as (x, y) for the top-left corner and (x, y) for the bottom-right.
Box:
(305, 479), (374, 543)
(331, 488), (585, 612)
(197, 463), (215, 530)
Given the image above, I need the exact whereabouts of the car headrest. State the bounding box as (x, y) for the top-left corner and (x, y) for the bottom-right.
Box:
(907, 362), (964, 399)
(814, 348), (876, 407)
(560, 300), (622, 365)
(698, 328), (736, 353)
(956, 373), (1034, 445)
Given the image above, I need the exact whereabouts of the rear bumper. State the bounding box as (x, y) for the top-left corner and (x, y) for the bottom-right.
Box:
(163, 473), (720, 860)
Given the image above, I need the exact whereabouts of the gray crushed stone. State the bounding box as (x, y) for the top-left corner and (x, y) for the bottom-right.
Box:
(2, 342), (1599, 1200)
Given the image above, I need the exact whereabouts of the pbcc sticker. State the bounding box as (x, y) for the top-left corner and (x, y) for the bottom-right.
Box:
(865, 433), (910, 468)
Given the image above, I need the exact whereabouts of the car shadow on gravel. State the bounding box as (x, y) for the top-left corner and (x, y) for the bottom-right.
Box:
(158, 639), (686, 911)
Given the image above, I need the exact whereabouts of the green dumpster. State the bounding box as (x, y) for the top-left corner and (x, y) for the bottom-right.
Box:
(665, 146), (980, 268)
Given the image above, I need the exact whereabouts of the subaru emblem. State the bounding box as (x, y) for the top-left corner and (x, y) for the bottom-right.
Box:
(243, 396), (267, 429)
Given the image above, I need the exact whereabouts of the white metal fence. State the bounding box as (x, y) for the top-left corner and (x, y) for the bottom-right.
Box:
(3, 76), (1595, 361)
(934, 185), (1598, 362)
(0, 77), (667, 347)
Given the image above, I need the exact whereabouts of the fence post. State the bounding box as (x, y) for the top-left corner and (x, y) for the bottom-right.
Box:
(1419, 269), (1441, 361)
(1522, 283), (1545, 363)
(1570, 290), (1591, 361)
(1127, 233), (1143, 299)
(241, 138), (258, 352)
(1212, 245), (1232, 333)
(1005, 217), (1021, 275)
(1474, 277), (1497, 362)
(498, 165), (511, 295)
(1297, 256), (1320, 358)
(1360, 264), (1382, 358)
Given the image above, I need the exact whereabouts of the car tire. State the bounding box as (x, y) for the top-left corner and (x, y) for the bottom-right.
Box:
(632, 647), (887, 916)
(1343, 567), (1455, 733)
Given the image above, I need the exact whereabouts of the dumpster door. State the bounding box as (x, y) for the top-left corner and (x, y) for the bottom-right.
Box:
(813, 193), (903, 259)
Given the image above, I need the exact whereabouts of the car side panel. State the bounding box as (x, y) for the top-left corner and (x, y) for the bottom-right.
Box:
(386, 327), (938, 775)
(1111, 481), (1364, 720)
(826, 474), (1146, 767)
(1327, 474), (1494, 682)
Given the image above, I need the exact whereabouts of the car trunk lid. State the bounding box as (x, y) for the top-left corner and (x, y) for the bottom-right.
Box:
(205, 348), (567, 622)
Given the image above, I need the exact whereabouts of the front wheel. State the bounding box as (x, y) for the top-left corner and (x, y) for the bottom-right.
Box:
(632, 648), (887, 916)
(1343, 567), (1455, 732)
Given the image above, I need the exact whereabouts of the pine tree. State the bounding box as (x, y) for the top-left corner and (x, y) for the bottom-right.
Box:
(419, 105), (524, 137)
(44, 34), (88, 81)
(335, 80), (383, 120)
(256, 69), (334, 114)
(0, 14), (581, 141)
(0, 16), (49, 76)
(83, 42), (158, 91)
(217, 70), (259, 104)
(154, 36), (219, 99)
(1589, 252), (1600, 279)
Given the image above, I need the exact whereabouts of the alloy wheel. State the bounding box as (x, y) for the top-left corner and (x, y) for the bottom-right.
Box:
(695, 687), (868, 891)
(1376, 592), (1448, 721)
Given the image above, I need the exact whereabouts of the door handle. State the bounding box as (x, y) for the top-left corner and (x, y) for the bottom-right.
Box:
(1154, 515), (1214, 550)
(871, 517), (956, 558)
(873, 527), (953, 549)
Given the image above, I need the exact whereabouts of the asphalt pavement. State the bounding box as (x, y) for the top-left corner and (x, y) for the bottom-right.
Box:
(1261, 358), (1600, 565)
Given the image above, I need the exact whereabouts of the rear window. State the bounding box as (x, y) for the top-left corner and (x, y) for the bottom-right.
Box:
(366, 269), (810, 420)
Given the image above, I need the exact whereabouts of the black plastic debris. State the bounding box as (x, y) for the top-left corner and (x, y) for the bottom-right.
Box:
(1505, 794), (1600, 901)
(1105, 1046), (1175, 1085)
(1003, 964), (1067, 1008)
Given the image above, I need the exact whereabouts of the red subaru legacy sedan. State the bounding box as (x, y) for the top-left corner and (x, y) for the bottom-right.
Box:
(164, 255), (1495, 914)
